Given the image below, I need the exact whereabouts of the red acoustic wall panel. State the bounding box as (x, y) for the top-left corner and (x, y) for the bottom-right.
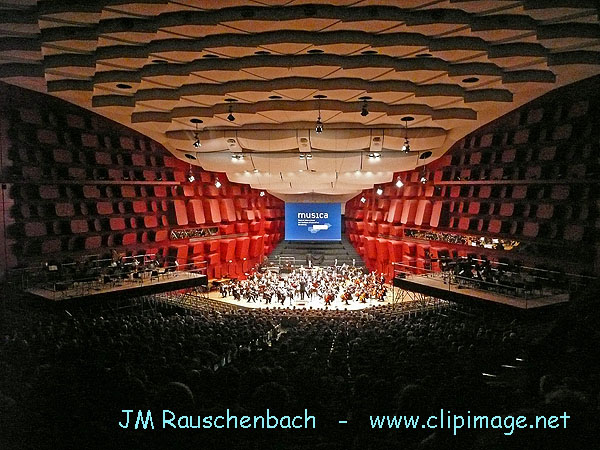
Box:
(344, 77), (600, 276)
(415, 200), (432, 226)
(235, 237), (250, 259)
(220, 239), (236, 262)
(364, 237), (377, 260)
(173, 200), (189, 226)
(186, 199), (205, 225)
(386, 199), (403, 223)
(204, 199), (222, 223)
(220, 198), (236, 222)
(400, 200), (417, 225)
(250, 236), (264, 258)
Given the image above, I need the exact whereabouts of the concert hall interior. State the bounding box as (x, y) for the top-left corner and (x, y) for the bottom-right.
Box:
(1, 2), (600, 450)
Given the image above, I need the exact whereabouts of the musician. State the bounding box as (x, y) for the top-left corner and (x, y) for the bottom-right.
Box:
(299, 280), (307, 301)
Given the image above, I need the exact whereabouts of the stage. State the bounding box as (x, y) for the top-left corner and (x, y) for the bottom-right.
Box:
(393, 274), (569, 310)
(205, 288), (395, 311)
(26, 271), (208, 304)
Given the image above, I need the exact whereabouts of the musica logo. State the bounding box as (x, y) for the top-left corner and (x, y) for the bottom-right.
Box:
(297, 212), (329, 219)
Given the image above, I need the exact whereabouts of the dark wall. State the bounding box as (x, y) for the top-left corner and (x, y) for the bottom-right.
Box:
(345, 76), (600, 278)
(0, 82), (284, 279)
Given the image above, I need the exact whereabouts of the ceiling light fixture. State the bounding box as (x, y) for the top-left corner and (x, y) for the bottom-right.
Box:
(360, 196), (366, 203)
(214, 178), (222, 188)
(395, 178), (404, 188)
(401, 117), (412, 153)
(227, 104), (235, 122)
(376, 187), (383, 196)
(315, 114), (323, 133)
(368, 152), (381, 159)
(190, 118), (203, 148)
(259, 191), (265, 197)
(358, 96), (372, 117)
(187, 164), (195, 182)
(361, 99), (369, 117)
(315, 98), (323, 133)
(420, 166), (428, 184)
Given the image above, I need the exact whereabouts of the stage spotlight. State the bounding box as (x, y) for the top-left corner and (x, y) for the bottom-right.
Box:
(259, 191), (265, 197)
(395, 178), (404, 188)
(376, 187), (383, 195)
(215, 179), (222, 188)
(360, 196), (366, 203)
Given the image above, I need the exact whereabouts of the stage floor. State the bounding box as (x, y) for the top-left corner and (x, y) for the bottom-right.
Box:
(394, 274), (569, 310)
(205, 289), (395, 311)
(27, 271), (207, 302)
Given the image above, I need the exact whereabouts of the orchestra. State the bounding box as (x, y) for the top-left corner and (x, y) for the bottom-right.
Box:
(220, 264), (388, 307)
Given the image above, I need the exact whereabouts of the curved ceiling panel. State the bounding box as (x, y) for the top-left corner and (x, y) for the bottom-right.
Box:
(1, 1), (599, 198)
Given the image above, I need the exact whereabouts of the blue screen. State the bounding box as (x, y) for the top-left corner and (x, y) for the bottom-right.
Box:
(285, 203), (341, 241)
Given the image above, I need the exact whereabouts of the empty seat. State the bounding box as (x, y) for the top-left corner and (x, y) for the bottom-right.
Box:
(84, 236), (102, 250)
(97, 202), (114, 215)
(154, 230), (168, 242)
(133, 201), (147, 213)
(55, 203), (75, 217)
(144, 216), (158, 228)
(71, 219), (89, 234)
(523, 222), (539, 237)
(121, 233), (137, 246)
(109, 218), (126, 231)
(25, 222), (46, 237)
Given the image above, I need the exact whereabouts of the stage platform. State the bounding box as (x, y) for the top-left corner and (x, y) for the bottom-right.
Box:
(393, 274), (569, 310)
(26, 271), (208, 305)
(205, 289), (395, 311)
